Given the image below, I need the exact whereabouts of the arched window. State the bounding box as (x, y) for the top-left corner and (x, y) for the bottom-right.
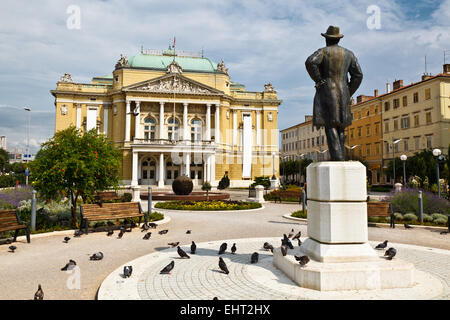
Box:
(191, 119), (202, 142)
(168, 118), (179, 140)
(144, 117), (156, 141)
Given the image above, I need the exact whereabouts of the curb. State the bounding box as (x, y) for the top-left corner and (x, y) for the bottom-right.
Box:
(152, 204), (265, 213)
(11, 215), (171, 242)
(282, 214), (448, 231)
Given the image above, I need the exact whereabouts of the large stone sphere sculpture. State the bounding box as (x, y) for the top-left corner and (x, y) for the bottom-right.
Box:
(172, 175), (193, 195)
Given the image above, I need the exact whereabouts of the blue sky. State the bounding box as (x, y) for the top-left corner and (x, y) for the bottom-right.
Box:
(0, 0), (449, 153)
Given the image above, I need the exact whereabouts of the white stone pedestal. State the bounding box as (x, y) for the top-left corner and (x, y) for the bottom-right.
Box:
(132, 186), (140, 202)
(247, 185), (266, 203)
(273, 161), (415, 291)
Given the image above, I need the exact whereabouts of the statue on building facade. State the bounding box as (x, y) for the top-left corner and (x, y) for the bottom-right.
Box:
(217, 60), (228, 75)
(264, 83), (275, 92)
(115, 54), (130, 69)
(305, 26), (363, 161)
(59, 73), (73, 83)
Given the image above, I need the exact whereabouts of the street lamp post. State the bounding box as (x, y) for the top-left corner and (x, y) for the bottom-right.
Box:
(391, 138), (402, 186)
(432, 148), (444, 198)
(271, 152), (276, 180)
(400, 154), (407, 185)
(298, 153), (305, 185)
(24, 107), (31, 185)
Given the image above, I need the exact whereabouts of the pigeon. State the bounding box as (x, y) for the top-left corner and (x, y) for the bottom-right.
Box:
(63, 237), (71, 243)
(141, 223), (149, 232)
(231, 243), (237, 254)
(160, 261), (175, 274)
(288, 229), (295, 239)
(177, 246), (190, 259)
(218, 242), (227, 254)
(190, 241), (197, 254)
(186, 230), (191, 234)
(280, 245), (288, 256)
(74, 230), (83, 237)
(375, 240), (388, 249)
(89, 252), (104, 261)
(281, 234), (294, 250)
(159, 229), (169, 235)
(118, 229), (125, 239)
(168, 242), (180, 248)
(292, 231), (301, 241)
(218, 257), (229, 274)
(34, 284), (44, 300)
(61, 259), (77, 271)
(148, 223), (157, 229)
(297, 238), (302, 247)
(107, 230), (114, 236)
(384, 247), (397, 260)
(251, 252), (259, 264)
(263, 242), (274, 252)
(404, 223), (413, 229)
(8, 245), (17, 253)
(143, 232), (151, 240)
(123, 266), (133, 278)
(297, 255), (310, 267)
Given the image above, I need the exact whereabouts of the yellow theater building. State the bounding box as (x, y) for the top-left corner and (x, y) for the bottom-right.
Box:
(51, 48), (281, 188)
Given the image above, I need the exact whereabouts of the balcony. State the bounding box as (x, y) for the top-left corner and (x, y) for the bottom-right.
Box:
(132, 138), (216, 147)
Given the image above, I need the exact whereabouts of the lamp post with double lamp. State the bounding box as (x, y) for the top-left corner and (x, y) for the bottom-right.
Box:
(350, 144), (359, 161)
(298, 153), (305, 185)
(432, 148), (445, 198)
(281, 156), (288, 184)
(400, 154), (407, 185)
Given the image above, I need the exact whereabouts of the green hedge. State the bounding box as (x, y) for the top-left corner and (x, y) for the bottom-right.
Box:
(155, 200), (262, 211)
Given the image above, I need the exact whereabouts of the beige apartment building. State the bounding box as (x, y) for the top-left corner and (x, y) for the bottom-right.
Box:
(280, 115), (328, 162)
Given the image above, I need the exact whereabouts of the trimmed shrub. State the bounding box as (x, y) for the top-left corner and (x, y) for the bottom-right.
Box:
(291, 210), (307, 219)
(432, 213), (448, 223)
(155, 200), (261, 211)
(121, 192), (132, 202)
(394, 212), (404, 221)
(434, 217), (448, 225)
(423, 214), (433, 222)
(403, 213), (418, 222)
(172, 176), (193, 195)
(149, 211), (164, 221)
(217, 174), (230, 190)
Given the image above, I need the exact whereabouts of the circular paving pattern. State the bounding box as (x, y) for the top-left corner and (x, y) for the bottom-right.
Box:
(98, 237), (450, 300)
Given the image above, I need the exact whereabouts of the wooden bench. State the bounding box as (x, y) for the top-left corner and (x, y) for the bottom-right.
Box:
(0, 209), (30, 243)
(80, 202), (145, 234)
(95, 191), (121, 202)
(367, 201), (395, 228)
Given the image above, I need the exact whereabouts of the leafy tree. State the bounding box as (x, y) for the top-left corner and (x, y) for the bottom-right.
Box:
(29, 126), (122, 228)
(202, 181), (212, 201)
(0, 148), (8, 171)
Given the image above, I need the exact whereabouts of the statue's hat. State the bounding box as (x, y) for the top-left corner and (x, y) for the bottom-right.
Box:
(321, 26), (344, 39)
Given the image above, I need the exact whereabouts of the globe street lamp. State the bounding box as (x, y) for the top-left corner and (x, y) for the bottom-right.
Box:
(400, 154), (407, 185)
(432, 148), (444, 198)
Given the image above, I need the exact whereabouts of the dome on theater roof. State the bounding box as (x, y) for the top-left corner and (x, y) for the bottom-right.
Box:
(126, 49), (221, 73)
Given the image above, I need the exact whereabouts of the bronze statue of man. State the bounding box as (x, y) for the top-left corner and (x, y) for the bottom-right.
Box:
(305, 26), (363, 161)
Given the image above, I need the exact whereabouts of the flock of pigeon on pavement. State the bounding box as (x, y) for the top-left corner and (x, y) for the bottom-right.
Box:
(3, 220), (404, 300)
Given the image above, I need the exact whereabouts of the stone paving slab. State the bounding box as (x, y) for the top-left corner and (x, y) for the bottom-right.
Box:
(98, 237), (450, 300)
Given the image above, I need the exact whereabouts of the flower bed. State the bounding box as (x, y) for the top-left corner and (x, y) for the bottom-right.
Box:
(155, 200), (262, 211)
(291, 210), (307, 219)
(0, 185), (33, 209)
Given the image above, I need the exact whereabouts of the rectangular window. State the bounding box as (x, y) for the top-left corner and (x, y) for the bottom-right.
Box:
(384, 121), (389, 133)
(312, 138), (315, 147)
(375, 123), (379, 135)
(316, 137), (320, 145)
(415, 136), (420, 150)
(425, 88), (431, 100)
(385, 142), (390, 153)
(426, 112), (432, 124)
(357, 126), (362, 137)
(366, 125), (371, 136)
(143, 170), (148, 179)
(402, 96), (407, 107)
(413, 92), (419, 103)
(375, 143), (380, 155)
(394, 143), (399, 153)
(414, 114), (419, 127)
(401, 116), (410, 129)
(167, 170), (172, 179)
(403, 139), (409, 151)
(350, 128), (354, 138)
(393, 118), (399, 130)
(393, 99), (400, 109)
(426, 135), (432, 148)
(384, 101), (390, 111)
(190, 170), (195, 179)
(366, 144), (371, 156)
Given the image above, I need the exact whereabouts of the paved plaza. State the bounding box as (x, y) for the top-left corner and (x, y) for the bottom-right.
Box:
(0, 192), (449, 300)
